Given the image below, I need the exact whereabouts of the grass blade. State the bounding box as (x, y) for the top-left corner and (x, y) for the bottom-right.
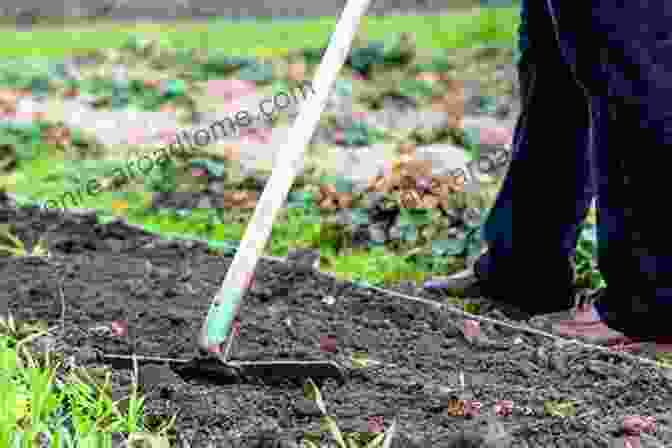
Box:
(320, 416), (347, 448)
(303, 378), (328, 415)
(381, 418), (397, 448)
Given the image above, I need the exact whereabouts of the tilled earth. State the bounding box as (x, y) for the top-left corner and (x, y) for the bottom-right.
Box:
(2, 196), (672, 447)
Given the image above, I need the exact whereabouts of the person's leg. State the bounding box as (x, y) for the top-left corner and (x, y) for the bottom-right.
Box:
(474, 0), (596, 314)
(542, 0), (672, 352)
(579, 0), (672, 342)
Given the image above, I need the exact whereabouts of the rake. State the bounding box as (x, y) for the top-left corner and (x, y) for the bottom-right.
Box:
(102, 0), (372, 387)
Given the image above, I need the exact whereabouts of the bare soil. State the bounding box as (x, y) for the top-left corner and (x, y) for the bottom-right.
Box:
(2, 193), (671, 447)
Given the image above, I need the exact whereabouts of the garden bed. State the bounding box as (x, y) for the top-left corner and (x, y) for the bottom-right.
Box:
(2, 197), (672, 447)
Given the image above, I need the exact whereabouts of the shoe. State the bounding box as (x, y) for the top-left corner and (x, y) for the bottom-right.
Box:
(427, 269), (672, 354)
(552, 312), (638, 346)
(424, 267), (484, 299)
(424, 266), (553, 322)
(551, 290), (672, 353)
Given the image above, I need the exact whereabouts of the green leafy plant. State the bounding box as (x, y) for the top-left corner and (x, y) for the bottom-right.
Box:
(0, 122), (51, 168)
(450, 126), (481, 160)
(201, 53), (256, 77)
(395, 209), (433, 243)
(145, 158), (178, 193)
(412, 54), (455, 74)
(348, 41), (386, 76)
(286, 190), (317, 210)
(380, 32), (416, 67)
(341, 121), (386, 147)
(397, 79), (434, 103)
(121, 36), (156, 56)
(573, 223), (605, 289)
(0, 59), (53, 95)
(237, 61), (275, 83)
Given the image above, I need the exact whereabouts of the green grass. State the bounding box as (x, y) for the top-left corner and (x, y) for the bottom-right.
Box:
(0, 7), (521, 58)
(0, 319), (171, 447)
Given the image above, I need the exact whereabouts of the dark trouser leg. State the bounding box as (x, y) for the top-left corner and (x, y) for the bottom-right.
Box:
(579, 1), (672, 339)
(475, 0), (596, 314)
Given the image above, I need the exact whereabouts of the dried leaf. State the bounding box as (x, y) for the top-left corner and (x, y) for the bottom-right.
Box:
(420, 194), (440, 210)
(463, 319), (481, 341)
(622, 415), (656, 435)
(368, 416), (385, 433)
(494, 400), (514, 417)
(446, 397), (465, 417)
(544, 400), (577, 418)
(399, 189), (422, 209)
(320, 184), (338, 198)
(110, 320), (128, 337)
(464, 400), (482, 417)
(351, 352), (371, 369)
(320, 336), (337, 353)
(319, 198), (339, 210)
(336, 192), (354, 208)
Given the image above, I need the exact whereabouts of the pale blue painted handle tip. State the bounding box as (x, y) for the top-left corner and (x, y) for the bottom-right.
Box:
(205, 288), (243, 347)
